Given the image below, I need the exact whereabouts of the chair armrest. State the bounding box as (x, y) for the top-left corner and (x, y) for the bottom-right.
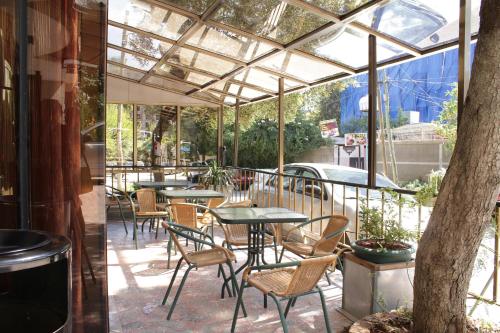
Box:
(283, 215), (331, 240)
(163, 202), (210, 211)
(163, 222), (215, 244)
(242, 261), (301, 281)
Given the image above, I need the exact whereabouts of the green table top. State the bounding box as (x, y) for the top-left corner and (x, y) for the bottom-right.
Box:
(211, 207), (308, 225)
(159, 189), (225, 199)
(135, 180), (189, 189)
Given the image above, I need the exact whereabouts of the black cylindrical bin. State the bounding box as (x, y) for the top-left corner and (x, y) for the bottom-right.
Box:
(0, 230), (71, 333)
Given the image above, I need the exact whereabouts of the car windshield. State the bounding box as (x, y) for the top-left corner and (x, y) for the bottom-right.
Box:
(323, 168), (397, 188)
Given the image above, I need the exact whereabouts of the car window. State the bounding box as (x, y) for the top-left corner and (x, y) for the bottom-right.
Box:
(295, 169), (328, 200)
(267, 168), (298, 190)
(323, 168), (398, 188)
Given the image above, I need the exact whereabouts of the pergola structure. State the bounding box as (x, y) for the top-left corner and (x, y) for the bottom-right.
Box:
(106, 0), (479, 189)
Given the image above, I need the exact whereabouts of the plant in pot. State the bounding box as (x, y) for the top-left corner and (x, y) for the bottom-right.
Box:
(352, 193), (417, 264)
(415, 168), (446, 207)
(202, 163), (235, 197)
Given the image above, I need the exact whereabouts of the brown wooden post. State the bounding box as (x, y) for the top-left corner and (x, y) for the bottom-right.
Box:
(277, 77), (285, 243)
(458, 0), (471, 128)
(233, 100), (240, 167)
(176, 105), (181, 167)
(367, 35), (377, 188)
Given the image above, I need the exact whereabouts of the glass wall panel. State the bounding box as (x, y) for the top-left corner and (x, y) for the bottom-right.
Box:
(354, 0), (481, 51)
(260, 51), (344, 82)
(186, 26), (275, 61)
(107, 47), (156, 70)
(107, 63), (145, 81)
(108, 0), (193, 41)
(180, 107), (217, 165)
(212, 0), (329, 44)
(108, 25), (172, 58)
(0, 0), (17, 229)
(167, 47), (238, 76)
(106, 104), (134, 166)
(301, 26), (406, 69)
(136, 105), (177, 166)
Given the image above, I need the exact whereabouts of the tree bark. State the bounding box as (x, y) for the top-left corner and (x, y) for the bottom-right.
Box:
(413, 1), (500, 332)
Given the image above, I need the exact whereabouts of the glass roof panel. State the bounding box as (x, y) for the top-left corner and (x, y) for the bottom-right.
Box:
(260, 51), (344, 82)
(212, 0), (329, 44)
(186, 26), (275, 62)
(155, 63), (214, 85)
(107, 47), (156, 71)
(167, 47), (239, 76)
(224, 96), (237, 105)
(303, 0), (371, 15)
(107, 63), (145, 81)
(240, 87), (267, 99)
(354, 0), (481, 51)
(301, 26), (406, 68)
(145, 76), (194, 92)
(233, 68), (302, 92)
(108, 0), (193, 41)
(166, 0), (216, 15)
(108, 25), (172, 59)
(192, 91), (222, 103)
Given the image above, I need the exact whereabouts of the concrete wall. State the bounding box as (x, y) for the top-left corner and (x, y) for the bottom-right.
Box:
(298, 140), (452, 182)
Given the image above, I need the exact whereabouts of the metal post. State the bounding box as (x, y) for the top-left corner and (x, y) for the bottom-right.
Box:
(367, 35), (377, 188)
(17, 0), (30, 229)
(133, 104), (137, 165)
(176, 105), (181, 167)
(494, 205), (499, 302)
(233, 100), (240, 167)
(217, 104), (224, 166)
(458, 0), (471, 128)
(277, 77), (285, 207)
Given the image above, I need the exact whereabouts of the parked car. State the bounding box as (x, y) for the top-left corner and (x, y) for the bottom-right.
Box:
(249, 163), (401, 240)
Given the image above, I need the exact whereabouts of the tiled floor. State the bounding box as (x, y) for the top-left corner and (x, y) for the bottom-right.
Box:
(107, 216), (353, 333)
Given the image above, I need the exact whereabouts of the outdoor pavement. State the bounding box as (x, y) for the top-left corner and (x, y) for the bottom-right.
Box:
(107, 215), (353, 333)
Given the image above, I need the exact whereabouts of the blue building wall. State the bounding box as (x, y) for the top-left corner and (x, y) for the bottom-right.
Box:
(339, 44), (476, 132)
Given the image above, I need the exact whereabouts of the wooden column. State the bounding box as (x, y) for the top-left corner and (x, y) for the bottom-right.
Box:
(233, 100), (240, 167)
(277, 77), (285, 207)
(176, 105), (181, 166)
(367, 35), (377, 188)
(458, 0), (471, 128)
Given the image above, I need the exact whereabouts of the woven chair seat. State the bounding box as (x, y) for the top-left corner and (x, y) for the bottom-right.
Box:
(247, 268), (295, 297)
(282, 241), (332, 257)
(186, 248), (236, 267)
(136, 211), (169, 217)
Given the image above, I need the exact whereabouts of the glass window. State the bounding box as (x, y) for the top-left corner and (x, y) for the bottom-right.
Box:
(166, 0), (216, 15)
(212, 0), (329, 44)
(136, 105), (177, 166)
(107, 63), (145, 81)
(107, 25), (172, 58)
(354, 0), (481, 51)
(301, 26), (406, 69)
(303, 0), (371, 15)
(108, 0), (193, 41)
(145, 76), (196, 93)
(186, 25), (275, 61)
(260, 51), (344, 82)
(155, 63), (214, 86)
(107, 47), (156, 71)
(234, 68), (302, 92)
(180, 107), (217, 165)
(106, 104), (134, 166)
(167, 47), (238, 76)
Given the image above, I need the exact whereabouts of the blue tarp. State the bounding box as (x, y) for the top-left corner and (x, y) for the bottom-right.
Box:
(339, 44), (476, 132)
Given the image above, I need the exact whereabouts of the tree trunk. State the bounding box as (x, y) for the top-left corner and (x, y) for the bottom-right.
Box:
(413, 1), (500, 332)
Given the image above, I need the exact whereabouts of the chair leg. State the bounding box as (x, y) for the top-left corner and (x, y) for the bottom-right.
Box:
(268, 293), (289, 333)
(284, 298), (294, 318)
(317, 286), (332, 333)
(219, 264), (233, 299)
(273, 239), (279, 263)
(231, 280), (247, 333)
(117, 201), (128, 234)
(227, 262), (247, 317)
(167, 234), (172, 269)
(278, 247), (285, 263)
(324, 271), (333, 286)
(264, 294), (267, 308)
(167, 265), (194, 320)
(155, 218), (160, 239)
(162, 258), (184, 305)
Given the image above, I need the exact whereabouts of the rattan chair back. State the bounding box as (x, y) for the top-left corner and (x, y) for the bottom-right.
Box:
(171, 204), (197, 229)
(313, 215), (349, 255)
(285, 255), (336, 296)
(136, 188), (157, 213)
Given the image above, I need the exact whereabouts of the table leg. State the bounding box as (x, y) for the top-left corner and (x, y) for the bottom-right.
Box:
(260, 223), (270, 265)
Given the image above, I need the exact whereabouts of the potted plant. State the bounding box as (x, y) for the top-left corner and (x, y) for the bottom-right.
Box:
(351, 193), (417, 264)
(415, 168), (446, 207)
(202, 163), (235, 197)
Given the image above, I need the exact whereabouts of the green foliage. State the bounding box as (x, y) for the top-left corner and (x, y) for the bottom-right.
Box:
(202, 163), (234, 190)
(415, 169), (446, 205)
(435, 84), (458, 151)
(359, 190), (417, 249)
(106, 104), (133, 163)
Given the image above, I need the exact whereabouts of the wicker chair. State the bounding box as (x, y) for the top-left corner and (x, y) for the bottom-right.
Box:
(278, 215), (350, 283)
(217, 200), (279, 263)
(134, 188), (169, 240)
(161, 222), (246, 320)
(105, 185), (130, 234)
(231, 255), (337, 333)
(197, 197), (227, 237)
